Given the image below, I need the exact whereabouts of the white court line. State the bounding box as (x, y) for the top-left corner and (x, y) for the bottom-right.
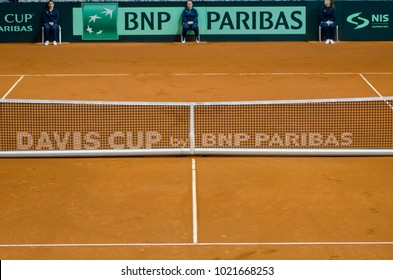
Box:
(1, 75), (24, 99)
(43, 73), (131, 77)
(0, 74), (131, 77)
(239, 72), (358, 76)
(0, 72), (392, 77)
(359, 73), (393, 110)
(192, 158), (198, 244)
(174, 73), (230, 76)
(1, 241), (393, 247)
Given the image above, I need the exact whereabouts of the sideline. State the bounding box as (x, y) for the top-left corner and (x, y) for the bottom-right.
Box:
(1, 75), (24, 99)
(359, 73), (393, 110)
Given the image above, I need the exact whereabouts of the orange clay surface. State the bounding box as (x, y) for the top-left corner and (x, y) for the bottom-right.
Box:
(0, 42), (393, 259)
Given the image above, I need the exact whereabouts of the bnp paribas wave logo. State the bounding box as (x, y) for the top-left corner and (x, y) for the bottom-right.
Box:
(347, 12), (370, 29)
(82, 3), (118, 40)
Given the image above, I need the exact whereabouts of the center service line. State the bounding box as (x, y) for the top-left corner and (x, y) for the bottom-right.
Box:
(2, 75), (24, 99)
(192, 158), (198, 244)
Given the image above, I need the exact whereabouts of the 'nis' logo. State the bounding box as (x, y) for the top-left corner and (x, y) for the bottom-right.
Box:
(347, 12), (370, 29)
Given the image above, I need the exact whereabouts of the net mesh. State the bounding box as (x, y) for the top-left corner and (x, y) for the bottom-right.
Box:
(0, 101), (190, 151)
(194, 100), (393, 149)
(1, 98), (393, 155)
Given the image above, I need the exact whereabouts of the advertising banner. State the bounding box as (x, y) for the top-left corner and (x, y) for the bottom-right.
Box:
(342, 2), (391, 40)
(0, 2), (391, 43)
(82, 3), (119, 40)
(73, 4), (306, 38)
(0, 4), (41, 42)
(204, 7), (306, 35)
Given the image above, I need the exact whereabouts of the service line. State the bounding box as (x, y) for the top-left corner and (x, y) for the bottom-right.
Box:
(0, 72), (392, 78)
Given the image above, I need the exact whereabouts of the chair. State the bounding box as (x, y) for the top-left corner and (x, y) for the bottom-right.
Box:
(41, 25), (62, 44)
(319, 25), (339, 42)
(180, 26), (200, 43)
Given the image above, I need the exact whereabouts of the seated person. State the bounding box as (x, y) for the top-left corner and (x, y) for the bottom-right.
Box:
(43, 0), (60, 46)
(320, 0), (337, 44)
(181, 0), (200, 43)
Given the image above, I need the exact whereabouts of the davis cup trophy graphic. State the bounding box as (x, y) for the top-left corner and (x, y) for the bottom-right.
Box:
(82, 3), (118, 40)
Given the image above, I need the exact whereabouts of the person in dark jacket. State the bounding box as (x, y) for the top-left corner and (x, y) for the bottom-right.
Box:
(181, 0), (200, 43)
(43, 0), (60, 45)
(320, 0), (336, 44)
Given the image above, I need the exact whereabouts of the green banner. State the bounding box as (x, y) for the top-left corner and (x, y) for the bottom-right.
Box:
(205, 7), (306, 34)
(74, 5), (306, 39)
(121, 7), (183, 35)
(82, 3), (118, 40)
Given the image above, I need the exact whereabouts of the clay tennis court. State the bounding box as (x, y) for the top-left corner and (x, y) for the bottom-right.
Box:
(1, 41), (393, 260)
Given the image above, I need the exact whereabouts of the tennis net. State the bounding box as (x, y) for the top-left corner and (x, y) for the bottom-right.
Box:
(1, 97), (392, 157)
